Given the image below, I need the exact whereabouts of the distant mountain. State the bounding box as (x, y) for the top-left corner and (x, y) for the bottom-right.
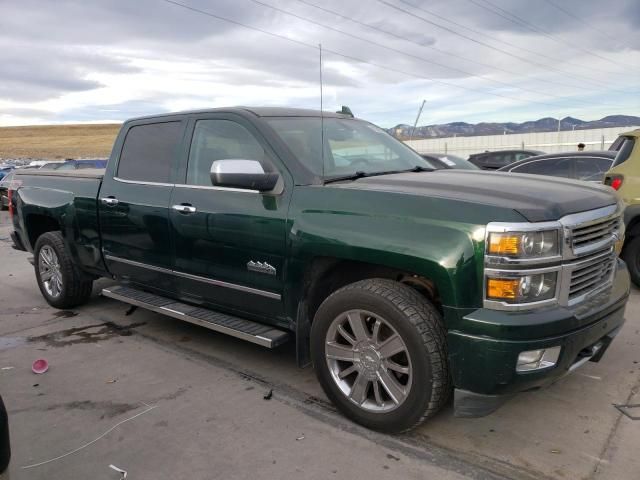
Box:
(389, 115), (640, 139)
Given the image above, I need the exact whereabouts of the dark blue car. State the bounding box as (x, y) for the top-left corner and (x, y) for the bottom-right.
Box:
(0, 166), (14, 181)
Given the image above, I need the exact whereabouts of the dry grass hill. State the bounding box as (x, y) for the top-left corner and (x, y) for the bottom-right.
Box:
(0, 124), (121, 159)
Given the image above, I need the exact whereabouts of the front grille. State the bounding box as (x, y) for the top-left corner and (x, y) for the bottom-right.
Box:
(568, 250), (615, 301)
(571, 216), (619, 251)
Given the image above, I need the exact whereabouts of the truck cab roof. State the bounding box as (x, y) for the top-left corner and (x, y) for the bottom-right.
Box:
(126, 106), (353, 123)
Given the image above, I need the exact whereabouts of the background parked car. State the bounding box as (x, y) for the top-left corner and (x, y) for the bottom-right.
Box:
(38, 161), (65, 170)
(421, 153), (479, 170)
(0, 171), (15, 210)
(498, 151), (615, 182)
(604, 129), (640, 286)
(0, 166), (13, 181)
(56, 159), (108, 170)
(468, 149), (543, 170)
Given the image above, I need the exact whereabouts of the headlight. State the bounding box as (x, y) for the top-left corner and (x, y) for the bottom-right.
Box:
(486, 272), (557, 304)
(487, 230), (559, 258)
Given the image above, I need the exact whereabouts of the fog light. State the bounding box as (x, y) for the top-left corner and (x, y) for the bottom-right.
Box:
(516, 346), (561, 372)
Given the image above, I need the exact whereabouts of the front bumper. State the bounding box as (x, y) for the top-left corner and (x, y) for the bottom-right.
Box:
(449, 259), (630, 417)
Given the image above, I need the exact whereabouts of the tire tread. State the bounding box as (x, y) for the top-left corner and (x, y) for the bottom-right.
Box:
(34, 231), (93, 309)
(321, 278), (451, 432)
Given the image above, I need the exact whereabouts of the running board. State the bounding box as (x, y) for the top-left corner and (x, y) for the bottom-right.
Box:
(101, 286), (289, 348)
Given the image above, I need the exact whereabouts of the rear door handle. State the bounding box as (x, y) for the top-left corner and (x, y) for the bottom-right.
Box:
(172, 204), (197, 214)
(101, 196), (119, 206)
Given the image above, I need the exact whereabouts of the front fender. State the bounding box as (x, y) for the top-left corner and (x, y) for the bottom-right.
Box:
(289, 210), (480, 308)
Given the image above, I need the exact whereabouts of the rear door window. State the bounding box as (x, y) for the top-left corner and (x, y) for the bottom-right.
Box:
(488, 152), (512, 167)
(514, 152), (533, 162)
(512, 158), (573, 178)
(575, 157), (613, 181)
(117, 122), (183, 183)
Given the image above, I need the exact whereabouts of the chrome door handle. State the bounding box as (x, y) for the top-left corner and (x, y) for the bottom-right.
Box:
(172, 204), (197, 214)
(101, 197), (119, 206)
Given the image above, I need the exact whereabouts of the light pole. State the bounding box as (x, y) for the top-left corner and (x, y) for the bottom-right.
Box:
(409, 100), (426, 142)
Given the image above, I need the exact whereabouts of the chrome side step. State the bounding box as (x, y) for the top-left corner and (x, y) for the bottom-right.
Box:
(101, 286), (289, 348)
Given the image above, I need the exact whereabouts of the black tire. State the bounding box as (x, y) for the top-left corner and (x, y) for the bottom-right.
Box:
(311, 278), (450, 433)
(34, 231), (93, 309)
(622, 236), (640, 287)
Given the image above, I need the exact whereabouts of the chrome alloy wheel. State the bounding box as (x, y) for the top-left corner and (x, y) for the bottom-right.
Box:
(39, 245), (62, 298)
(325, 309), (412, 412)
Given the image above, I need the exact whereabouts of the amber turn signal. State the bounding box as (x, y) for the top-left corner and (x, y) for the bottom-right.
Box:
(486, 278), (519, 300)
(488, 234), (520, 255)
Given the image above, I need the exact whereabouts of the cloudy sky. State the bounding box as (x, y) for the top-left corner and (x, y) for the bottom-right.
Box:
(1, 0), (638, 127)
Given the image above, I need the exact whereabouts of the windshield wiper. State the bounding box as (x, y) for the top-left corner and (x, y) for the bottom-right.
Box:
(410, 165), (434, 172)
(324, 171), (368, 184)
(323, 166), (434, 184)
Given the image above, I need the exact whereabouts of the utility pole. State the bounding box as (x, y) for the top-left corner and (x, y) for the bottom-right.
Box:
(409, 100), (426, 142)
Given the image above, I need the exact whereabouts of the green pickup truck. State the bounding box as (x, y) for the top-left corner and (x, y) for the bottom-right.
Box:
(9, 108), (630, 432)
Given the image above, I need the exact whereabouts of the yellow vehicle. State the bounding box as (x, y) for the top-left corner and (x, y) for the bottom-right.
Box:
(605, 128), (640, 285)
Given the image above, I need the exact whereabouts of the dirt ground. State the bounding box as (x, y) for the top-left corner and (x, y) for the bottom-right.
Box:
(0, 124), (120, 160)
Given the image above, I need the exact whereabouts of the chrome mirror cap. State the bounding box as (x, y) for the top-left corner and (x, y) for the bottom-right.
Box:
(211, 159), (265, 175)
(210, 159), (278, 192)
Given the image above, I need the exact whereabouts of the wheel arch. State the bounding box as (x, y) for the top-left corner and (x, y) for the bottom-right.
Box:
(301, 257), (446, 324)
(25, 213), (62, 251)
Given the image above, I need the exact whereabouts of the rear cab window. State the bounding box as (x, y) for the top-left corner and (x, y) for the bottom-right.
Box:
(117, 122), (184, 183)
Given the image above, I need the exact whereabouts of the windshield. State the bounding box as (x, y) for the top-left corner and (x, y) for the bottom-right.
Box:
(266, 117), (436, 179)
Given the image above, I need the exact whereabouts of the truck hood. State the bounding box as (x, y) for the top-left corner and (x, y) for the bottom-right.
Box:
(330, 170), (617, 222)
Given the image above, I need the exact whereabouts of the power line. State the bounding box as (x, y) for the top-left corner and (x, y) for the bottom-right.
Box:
(291, 0), (602, 102)
(295, 0), (517, 77)
(393, 0), (619, 77)
(468, 0), (629, 69)
(248, 0), (598, 106)
(542, 0), (630, 48)
(159, 0), (632, 112)
(159, 0), (565, 109)
(382, 0), (626, 92)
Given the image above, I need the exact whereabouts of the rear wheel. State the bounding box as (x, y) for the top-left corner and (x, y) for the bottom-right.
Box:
(34, 232), (93, 309)
(622, 236), (640, 287)
(311, 279), (450, 433)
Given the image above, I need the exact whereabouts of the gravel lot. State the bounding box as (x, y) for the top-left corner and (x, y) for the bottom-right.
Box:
(0, 210), (639, 480)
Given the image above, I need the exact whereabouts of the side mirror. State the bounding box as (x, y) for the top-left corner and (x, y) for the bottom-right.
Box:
(210, 160), (279, 192)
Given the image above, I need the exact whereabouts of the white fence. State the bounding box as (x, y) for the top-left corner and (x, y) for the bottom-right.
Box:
(404, 126), (640, 157)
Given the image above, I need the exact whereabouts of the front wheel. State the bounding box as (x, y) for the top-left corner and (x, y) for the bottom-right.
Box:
(311, 279), (450, 433)
(34, 231), (93, 309)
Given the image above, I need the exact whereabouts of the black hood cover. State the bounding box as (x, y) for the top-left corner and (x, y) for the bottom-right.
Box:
(334, 170), (617, 222)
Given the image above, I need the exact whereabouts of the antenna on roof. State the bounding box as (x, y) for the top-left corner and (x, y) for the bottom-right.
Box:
(319, 43), (325, 181)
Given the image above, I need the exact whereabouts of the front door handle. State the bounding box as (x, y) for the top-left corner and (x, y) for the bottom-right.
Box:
(101, 196), (119, 206)
(172, 204), (197, 214)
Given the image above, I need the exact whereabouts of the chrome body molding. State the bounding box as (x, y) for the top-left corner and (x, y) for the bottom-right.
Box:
(113, 176), (174, 187)
(174, 183), (260, 194)
(113, 176), (260, 193)
(104, 254), (281, 300)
